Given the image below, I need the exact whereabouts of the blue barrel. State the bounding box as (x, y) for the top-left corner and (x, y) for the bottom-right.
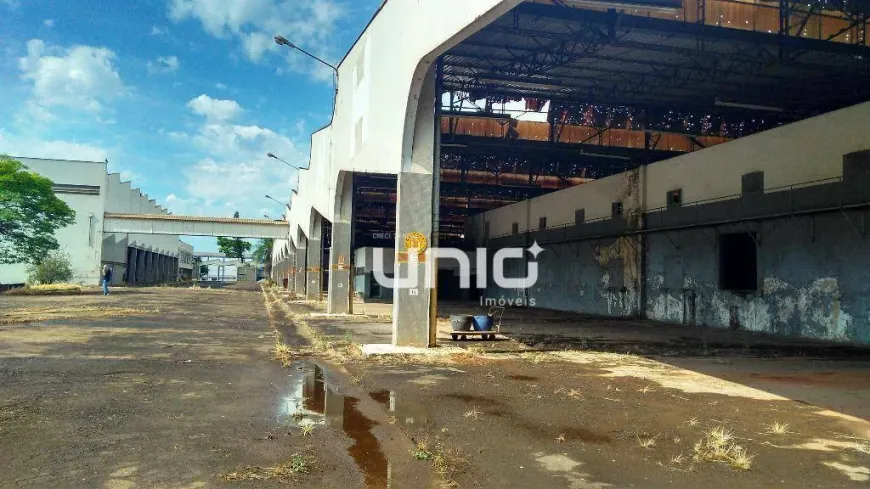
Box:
(472, 315), (493, 331)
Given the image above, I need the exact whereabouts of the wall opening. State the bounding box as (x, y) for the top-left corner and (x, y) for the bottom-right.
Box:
(718, 232), (758, 291)
(539, 217), (547, 230)
(512, 222), (519, 235)
(612, 202), (623, 217)
(667, 189), (682, 207)
(575, 208), (585, 225)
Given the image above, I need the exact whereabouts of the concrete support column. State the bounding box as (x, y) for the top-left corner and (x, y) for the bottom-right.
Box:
(287, 245), (297, 292)
(391, 63), (439, 347)
(295, 239), (307, 298)
(327, 221), (352, 314)
(147, 252), (155, 285)
(128, 248), (137, 285)
(306, 216), (323, 301)
(136, 249), (145, 285)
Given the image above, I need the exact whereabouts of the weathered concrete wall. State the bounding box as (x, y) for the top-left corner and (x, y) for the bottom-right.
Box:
(475, 102), (870, 344)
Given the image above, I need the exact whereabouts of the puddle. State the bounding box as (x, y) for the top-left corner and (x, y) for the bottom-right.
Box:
(281, 361), (390, 487)
(370, 389), (432, 426)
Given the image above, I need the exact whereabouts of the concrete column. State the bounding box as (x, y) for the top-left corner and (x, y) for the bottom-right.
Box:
(287, 245), (297, 292)
(391, 63), (439, 347)
(306, 216), (323, 301)
(158, 254), (165, 283)
(295, 239), (308, 298)
(136, 249), (145, 285)
(327, 222), (352, 314)
(127, 248), (138, 285)
(147, 252), (155, 285)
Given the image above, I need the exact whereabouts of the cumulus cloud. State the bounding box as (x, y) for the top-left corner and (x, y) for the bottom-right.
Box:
(186, 94), (242, 122)
(162, 96), (306, 218)
(0, 130), (108, 162)
(167, 0), (344, 78)
(18, 39), (124, 116)
(147, 55), (180, 74)
(43, 19), (54, 27)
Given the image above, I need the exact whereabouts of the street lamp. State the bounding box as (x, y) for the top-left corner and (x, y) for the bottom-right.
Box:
(274, 35), (338, 110)
(267, 152), (308, 170)
(265, 194), (291, 211)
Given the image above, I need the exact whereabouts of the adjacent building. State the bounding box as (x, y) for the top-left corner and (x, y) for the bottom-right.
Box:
(0, 157), (192, 287)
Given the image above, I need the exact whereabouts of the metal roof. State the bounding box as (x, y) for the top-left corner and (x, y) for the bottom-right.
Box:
(444, 1), (870, 119)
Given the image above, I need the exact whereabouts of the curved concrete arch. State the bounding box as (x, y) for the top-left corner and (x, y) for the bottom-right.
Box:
(285, 0), (519, 243)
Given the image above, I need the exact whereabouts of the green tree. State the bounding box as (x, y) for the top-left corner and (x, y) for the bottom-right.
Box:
(26, 251), (74, 285)
(216, 211), (252, 262)
(252, 238), (274, 264)
(0, 156), (76, 265)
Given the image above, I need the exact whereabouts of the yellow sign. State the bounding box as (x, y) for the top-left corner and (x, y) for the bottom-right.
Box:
(403, 232), (428, 253)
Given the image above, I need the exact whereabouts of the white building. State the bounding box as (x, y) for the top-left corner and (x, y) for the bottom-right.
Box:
(0, 157), (192, 287)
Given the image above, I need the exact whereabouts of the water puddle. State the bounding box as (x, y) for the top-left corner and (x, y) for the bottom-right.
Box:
(370, 389), (432, 427)
(280, 361), (390, 487)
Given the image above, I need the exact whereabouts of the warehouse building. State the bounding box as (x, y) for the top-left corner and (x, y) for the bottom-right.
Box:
(0, 157), (191, 287)
(270, 0), (870, 347)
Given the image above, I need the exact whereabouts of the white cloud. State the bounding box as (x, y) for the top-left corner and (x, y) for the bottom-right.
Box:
(215, 82), (227, 90)
(186, 94), (242, 122)
(147, 55), (180, 74)
(162, 97), (305, 218)
(43, 19), (54, 27)
(18, 39), (124, 116)
(0, 130), (108, 162)
(151, 25), (168, 36)
(1, 0), (20, 10)
(167, 0), (344, 77)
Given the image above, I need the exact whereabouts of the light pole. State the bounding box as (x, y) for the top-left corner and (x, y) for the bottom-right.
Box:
(274, 35), (338, 110)
(265, 194), (291, 211)
(267, 152), (308, 170)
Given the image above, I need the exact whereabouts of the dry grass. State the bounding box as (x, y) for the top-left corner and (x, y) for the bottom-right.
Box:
(556, 433), (566, 443)
(300, 424), (314, 437)
(765, 421), (790, 435)
(686, 417), (700, 428)
(273, 341), (293, 366)
(693, 427), (755, 471)
(0, 306), (150, 324)
(637, 434), (659, 449)
(4, 283), (84, 295)
(464, 406), (482, 420)
(220, 453), (311, 482)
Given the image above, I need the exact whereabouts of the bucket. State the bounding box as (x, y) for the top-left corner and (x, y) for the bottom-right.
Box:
(450, 315), (473, 332)
(472, 315), (494, 331)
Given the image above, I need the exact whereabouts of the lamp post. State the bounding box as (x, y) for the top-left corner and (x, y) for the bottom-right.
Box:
(274, 35), (338, 110)
(267, 152), (308, 170)
(265, 194), (291, 211)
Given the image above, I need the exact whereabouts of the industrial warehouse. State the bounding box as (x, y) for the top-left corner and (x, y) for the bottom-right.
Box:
(3, 0), (870, 488)
(272, 0), (870, 347)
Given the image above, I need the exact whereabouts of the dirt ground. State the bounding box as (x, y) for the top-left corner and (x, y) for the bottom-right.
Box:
(2, 287), (870, 488)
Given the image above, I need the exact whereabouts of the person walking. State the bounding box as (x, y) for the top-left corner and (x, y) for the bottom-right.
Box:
(101, 264), (113, 296)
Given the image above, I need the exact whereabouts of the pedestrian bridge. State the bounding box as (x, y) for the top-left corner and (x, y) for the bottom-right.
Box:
(103, 213), (289, 239)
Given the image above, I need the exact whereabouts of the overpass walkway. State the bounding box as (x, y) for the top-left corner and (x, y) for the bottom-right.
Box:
(103, 213), (289, 239)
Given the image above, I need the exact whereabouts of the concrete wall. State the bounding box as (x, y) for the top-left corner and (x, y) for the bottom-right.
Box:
(0, 157), (108, 285)
(475, 102), (870, 344)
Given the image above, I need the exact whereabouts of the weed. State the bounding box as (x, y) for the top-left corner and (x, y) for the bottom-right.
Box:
(693, 426), (755, 471)
(637, 434), (659, 449)
(220, 453), (311, 482)
(686, 417), (700, 428)
(556, 433), (566, 443)
(639, 384), (656, 394)
(387, 415), (397, 425)
(276, 453), (310, 475)
(300, 424), (314, 437)
(350, 373), (365, 385)
(464, 406), (481, 420)
(765, 421), (790, 435)
(671, 453), (685, 465)
(291, 410), (305, 422)
(412, 448), (433, 460)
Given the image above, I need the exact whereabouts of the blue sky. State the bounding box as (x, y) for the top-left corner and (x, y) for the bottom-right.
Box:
(0, 0), (382, 251)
